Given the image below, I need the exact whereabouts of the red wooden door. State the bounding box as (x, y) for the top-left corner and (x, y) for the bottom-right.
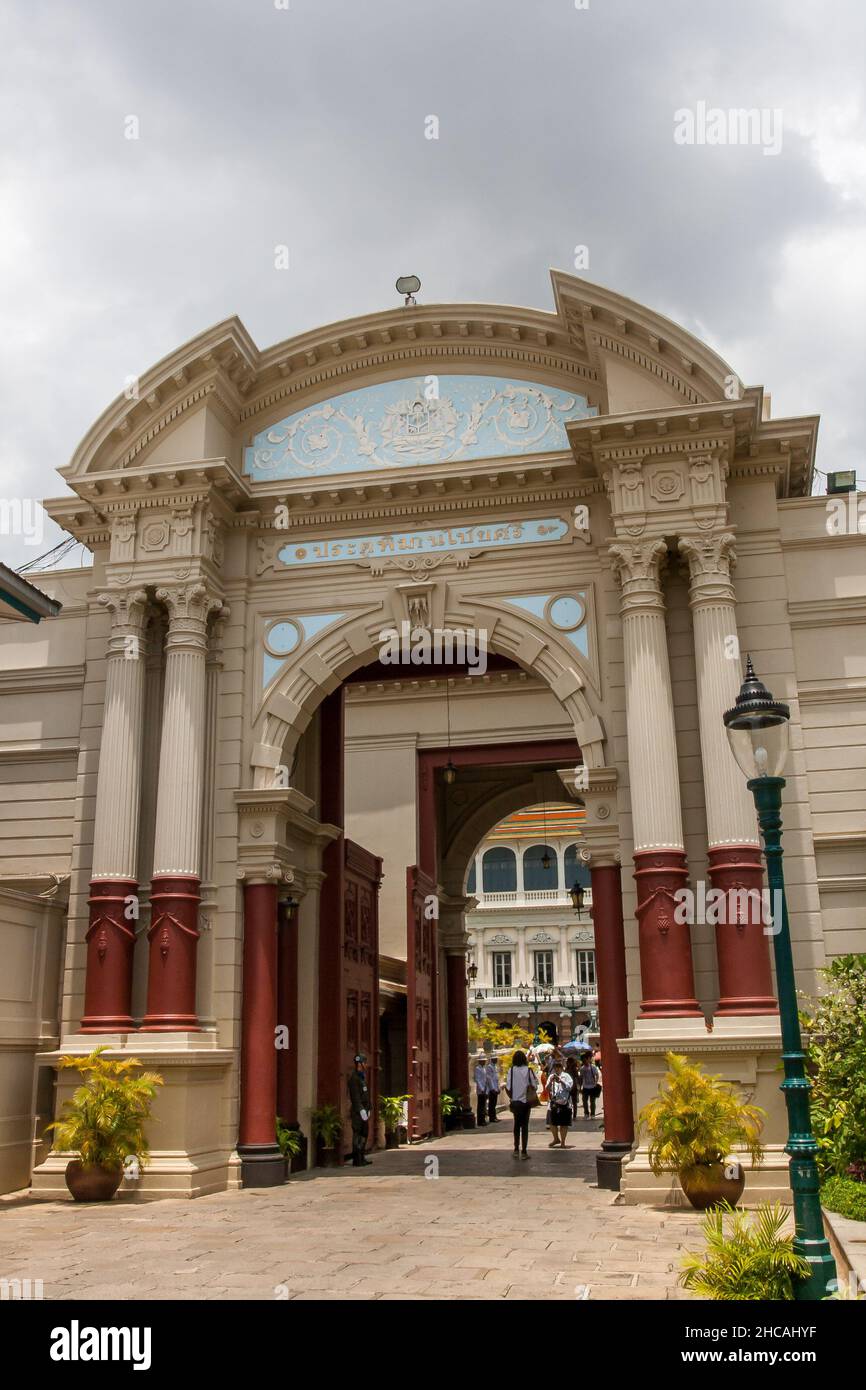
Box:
(407, 865), (437, 1139)
(318, 838), (382, 1148)
(342, 842), (382, 1138)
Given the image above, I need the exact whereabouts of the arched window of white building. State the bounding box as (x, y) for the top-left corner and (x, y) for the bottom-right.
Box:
(523, 844), (559, 890)
(466, 860), (477, 894)
(481, 846), (517, 893)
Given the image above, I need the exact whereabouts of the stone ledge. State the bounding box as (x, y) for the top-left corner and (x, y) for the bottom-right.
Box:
(822, 1206), (866, 1293)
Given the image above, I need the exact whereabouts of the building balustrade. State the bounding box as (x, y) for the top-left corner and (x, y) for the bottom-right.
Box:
(474, 886), (593, 909)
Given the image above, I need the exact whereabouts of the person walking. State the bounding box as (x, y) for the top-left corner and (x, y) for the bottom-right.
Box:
(485, 1057), (500, 1122)
(565, 1055), (581, 1121)
(347, 1053), (373, 1166)
(579, 1055), (601, 1118)
(474, 1053), (489, 1126)
(505, 1049), (538, 1160)
(547, 1058), (574, 1147)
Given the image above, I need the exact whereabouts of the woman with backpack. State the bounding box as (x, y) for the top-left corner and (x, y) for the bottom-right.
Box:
(579, 1055), (601, 1117)
(505, 1049), (538, 1160)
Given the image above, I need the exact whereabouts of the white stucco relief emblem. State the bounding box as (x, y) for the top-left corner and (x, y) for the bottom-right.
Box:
(245, 375), (594, 480)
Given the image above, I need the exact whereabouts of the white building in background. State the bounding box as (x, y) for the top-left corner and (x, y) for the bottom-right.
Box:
(465, 804), (598, 1044)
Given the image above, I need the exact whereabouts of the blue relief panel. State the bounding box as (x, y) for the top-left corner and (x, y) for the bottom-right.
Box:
(262, 612), (347, 688)
(245, 375), (594, 480)
(502, 591), (589, 658)
(278, 517), (568, 568)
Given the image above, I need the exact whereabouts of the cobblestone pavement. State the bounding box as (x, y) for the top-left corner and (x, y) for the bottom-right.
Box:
(1, 1111), (704, 1301)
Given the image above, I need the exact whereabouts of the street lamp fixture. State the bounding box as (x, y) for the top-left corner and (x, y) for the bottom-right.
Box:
(443, 759), (457, 786)
(569, 883), (585, 917)
(466, 956), (478, 988)
(723, 656), (836, 1301)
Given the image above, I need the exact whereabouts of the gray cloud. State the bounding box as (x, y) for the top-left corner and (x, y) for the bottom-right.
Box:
(1, 0), (863, 566)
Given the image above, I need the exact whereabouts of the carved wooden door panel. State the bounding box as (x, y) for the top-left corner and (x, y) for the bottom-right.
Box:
(341, 842), (382, 1139)
(406, 865), (437, 1139)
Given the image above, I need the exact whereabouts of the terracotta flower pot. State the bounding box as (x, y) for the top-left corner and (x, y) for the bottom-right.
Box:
(679, 1160), (746, 1210)
(65, 1160), (123, 1202)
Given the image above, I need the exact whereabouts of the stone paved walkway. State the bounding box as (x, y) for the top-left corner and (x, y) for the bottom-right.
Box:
(1, 1112), (704, 1300)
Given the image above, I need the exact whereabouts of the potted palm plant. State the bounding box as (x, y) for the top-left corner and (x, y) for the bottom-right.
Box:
(45, 1047), (163, 1202)
(440, 1088), (461, 1132)
(638, 1052), (765, 1209)
(277, 1117), (308, 1174)
(379, 1094), (411, 1148)
(310, 1103), (344, 1167)
(276, 1117), (303, 1176)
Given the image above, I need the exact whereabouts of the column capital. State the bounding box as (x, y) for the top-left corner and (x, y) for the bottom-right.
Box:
(578, 842), (621, 870)
(157, 583), (225, 652)
(207, 603), (231, 667)
(609, 537), (668, 612)
(678, 531), (737, 606)
(97, 587), (149, 645)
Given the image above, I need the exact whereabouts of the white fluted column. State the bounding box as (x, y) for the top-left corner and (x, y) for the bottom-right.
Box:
(610, 539), (700, 1018)
(143, 582), (223, 1031)
(81, 588), (149, 1032)
(91, 590), (149, 880)
(679, 533), (776, 1015)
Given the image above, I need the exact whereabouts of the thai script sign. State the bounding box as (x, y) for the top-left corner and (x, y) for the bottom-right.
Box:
(277, 517), (569, 567)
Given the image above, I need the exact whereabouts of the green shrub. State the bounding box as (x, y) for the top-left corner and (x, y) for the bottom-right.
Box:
(801, 954), (866, 1179)
(276, 1117), (302, 1159)
(46, 1047), (163, 1170)
(440, 1089), (460, 1117)
(378, 1094), (411, 1131)
(821, 1175), (866, 1223)
(310, 1104), (343, 1147)
(679, 1202), (811, 1300)
(639, 1052), (765, 1175)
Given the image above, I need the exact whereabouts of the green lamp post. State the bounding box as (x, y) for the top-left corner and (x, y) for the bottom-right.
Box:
(723, 657), (837, 1301)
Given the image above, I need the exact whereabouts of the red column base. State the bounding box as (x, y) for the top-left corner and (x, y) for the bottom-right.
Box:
(80, 879), (138, 1032)
(141, 875), (201, 1031)
(708, 845), (778, 1015)
(634, 849), (702, 1018)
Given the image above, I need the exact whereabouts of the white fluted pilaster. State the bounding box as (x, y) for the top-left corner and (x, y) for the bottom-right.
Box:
(610, 539), (684, 852)
(91, 589), (149, 880)
(151, 584), (223, 878)
(679, 534), (760, 848)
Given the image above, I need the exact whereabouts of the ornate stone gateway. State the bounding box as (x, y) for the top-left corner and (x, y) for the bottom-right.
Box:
(27, 270), (825, 1201)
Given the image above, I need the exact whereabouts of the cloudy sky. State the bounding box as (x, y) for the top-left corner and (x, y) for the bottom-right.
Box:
(1, 0), (864, 567)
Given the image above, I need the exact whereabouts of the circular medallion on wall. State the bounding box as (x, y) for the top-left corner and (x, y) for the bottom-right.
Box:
(265, 620), (302, 657)
(544, 593), (586, 633)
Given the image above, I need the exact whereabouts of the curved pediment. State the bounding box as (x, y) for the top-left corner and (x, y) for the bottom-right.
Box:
(244, 374), (596, 481)
(57, 273), (751, 489)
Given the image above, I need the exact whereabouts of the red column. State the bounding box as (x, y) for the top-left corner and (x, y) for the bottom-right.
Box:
(589, 862), (635, 1188)
(633, 849), (701, 1018)
(276, 899), (299, 1122)
(238, 880), (284, 1186)
(708, 846), (777, 1015)
(445, 952), (470, 1110)
(141, 877), (201, 1030)
(80, 880), (138, 1032)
